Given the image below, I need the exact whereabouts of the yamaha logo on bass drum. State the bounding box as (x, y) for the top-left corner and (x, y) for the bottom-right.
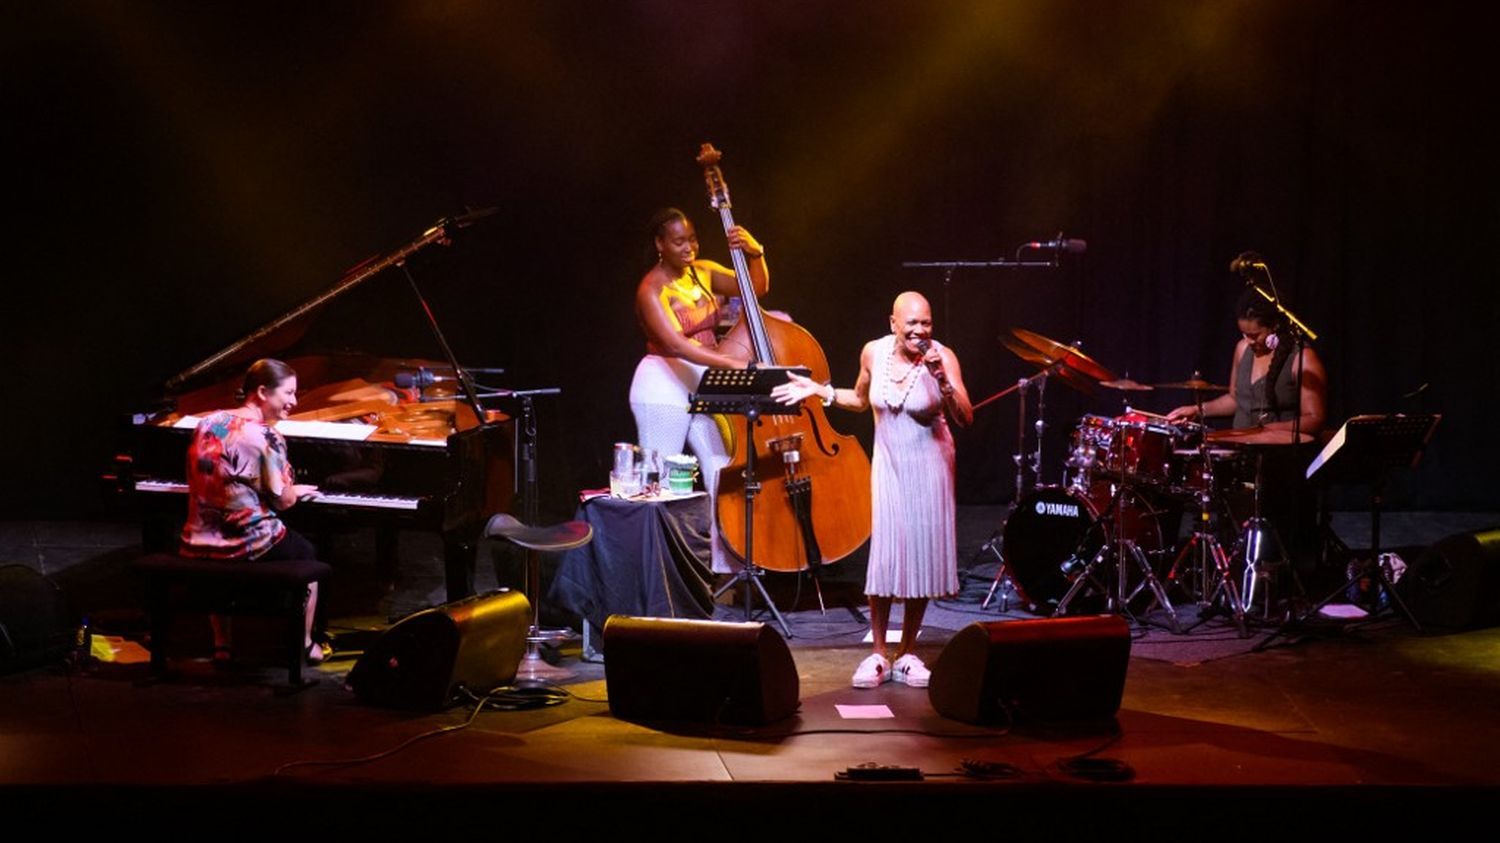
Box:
(1035, 500), (1081, 518)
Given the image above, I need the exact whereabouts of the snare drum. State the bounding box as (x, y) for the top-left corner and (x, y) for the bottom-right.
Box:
(1002, 485), (1165, 610)
(1108, 411), (1182, 485)
(1171, 447), (1243, 498)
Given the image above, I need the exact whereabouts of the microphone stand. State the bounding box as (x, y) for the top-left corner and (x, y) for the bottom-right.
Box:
(907, 238), (1083, 611)
(903, 247), (1078, 332)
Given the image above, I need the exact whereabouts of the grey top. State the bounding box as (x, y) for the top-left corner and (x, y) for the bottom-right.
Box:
(1233, 345), (1299, 428)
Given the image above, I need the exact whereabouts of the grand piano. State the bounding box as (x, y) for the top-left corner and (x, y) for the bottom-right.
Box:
(115, 213), (512, 601)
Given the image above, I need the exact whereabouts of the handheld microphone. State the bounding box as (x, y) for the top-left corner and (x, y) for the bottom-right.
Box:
(916, 339), (945, 381)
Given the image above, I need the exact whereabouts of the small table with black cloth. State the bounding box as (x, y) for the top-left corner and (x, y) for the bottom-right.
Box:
(548, 495), (716, 654)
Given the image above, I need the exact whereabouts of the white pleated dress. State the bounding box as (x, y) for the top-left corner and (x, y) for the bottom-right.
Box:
(864, 334), (959, 598)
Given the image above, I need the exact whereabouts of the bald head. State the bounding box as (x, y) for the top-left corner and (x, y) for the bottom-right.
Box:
(889, 291), (934, 356)
(891, 291), (931, 319)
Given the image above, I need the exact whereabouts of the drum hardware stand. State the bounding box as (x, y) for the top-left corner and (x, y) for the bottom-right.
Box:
(973, 362), (1063, 492)
(978, 530), (1018, 611)
(1254, 413), (1441, 651)
(1228, 448), (1299, 624)
(692, 365), (813, 638)
(1164, 391), (1248, 634)
(971, 327), (1115, 612)
(975, 366), (1055, 610)
(1055, 464), (1181, 633)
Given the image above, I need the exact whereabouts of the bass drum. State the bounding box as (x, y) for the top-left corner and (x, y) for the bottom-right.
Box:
(1003, 485), (1165, 611)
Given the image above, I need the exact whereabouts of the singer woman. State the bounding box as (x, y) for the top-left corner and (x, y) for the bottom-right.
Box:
(773, 291), (971, 688)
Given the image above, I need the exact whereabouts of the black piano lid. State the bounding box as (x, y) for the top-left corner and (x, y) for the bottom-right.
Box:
(162, 210), (498, 413)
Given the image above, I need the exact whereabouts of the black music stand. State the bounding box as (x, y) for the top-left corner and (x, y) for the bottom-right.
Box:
(1255, 413), (1441, 650)
(690, 365), (810, 637)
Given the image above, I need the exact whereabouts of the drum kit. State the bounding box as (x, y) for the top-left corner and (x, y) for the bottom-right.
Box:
(979, 328), (1304, 634)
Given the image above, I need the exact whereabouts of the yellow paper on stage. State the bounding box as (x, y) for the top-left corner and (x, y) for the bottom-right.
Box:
(90, 635), (152, 664)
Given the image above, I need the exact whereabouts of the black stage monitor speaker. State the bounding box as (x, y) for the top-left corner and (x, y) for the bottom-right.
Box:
(0, 565), (77, 674)
(1399, 528), (1500, 630)
(929, 614), (1131, 724)
(346, 589), (529, 711)
(602, 616), (799, 726)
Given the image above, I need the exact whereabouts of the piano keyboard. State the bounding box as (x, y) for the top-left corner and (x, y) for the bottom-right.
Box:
(134, 479), (421, 511)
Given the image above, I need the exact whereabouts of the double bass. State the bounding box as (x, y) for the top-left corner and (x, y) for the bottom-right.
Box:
(696, 143), (872, 572)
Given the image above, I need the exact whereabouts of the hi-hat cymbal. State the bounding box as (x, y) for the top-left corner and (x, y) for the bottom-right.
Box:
(1154, 377), (1229, 392)
(1100, 377), (1154, 392)
(1006, 327), (1117, 382)
(1206, 427), (1313, 446)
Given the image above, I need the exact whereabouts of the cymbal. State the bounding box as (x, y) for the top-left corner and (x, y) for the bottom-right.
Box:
(1154, 377), (1229, 392)
(1205, 427), (1314, 446)
(999, 333), (1096, 394)
(1000, 333), (1052, 367)
(1100, 377), (1154, 392)
(1006, 328), (1116, 382)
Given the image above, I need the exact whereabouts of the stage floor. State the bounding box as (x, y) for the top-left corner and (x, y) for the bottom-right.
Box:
(2, 510), (1498, 830)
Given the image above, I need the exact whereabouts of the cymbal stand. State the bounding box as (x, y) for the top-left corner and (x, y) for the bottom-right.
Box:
(1164, 392), (1246, 634)
(1056, 457), (1180, 632)
(980, 366), (1054, 609)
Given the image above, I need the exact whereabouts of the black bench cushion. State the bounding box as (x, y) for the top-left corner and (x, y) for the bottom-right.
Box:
(131, 553), (330, 585)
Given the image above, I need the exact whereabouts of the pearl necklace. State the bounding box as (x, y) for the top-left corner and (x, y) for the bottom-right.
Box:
(884, 343), (924, 410)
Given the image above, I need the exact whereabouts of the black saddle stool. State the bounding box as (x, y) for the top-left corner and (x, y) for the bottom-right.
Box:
(484, 513), (592, 683)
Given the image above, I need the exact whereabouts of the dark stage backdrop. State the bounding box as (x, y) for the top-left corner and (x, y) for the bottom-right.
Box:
(6, 1), (1497, 521)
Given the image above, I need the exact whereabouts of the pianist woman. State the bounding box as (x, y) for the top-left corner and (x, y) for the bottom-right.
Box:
(178, 358), (326, 663)
(630, 207), (766, 572)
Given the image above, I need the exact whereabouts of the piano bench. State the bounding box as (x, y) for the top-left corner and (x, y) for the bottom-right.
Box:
(130, 553), (332, 687)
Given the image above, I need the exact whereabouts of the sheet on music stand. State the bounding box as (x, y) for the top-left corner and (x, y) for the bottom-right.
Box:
(1305, 413), (1441, 485)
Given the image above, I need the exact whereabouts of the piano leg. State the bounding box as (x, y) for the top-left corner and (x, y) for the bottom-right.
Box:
(444, 533), (478, 602)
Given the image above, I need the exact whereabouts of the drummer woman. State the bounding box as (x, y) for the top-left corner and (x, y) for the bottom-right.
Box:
(1166, 284), (1327, 565)
(1166, 286), (1326, 435)
(629, 208), (767, 571)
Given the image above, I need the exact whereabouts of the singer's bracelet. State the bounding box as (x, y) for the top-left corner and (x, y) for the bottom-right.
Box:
(821, 383), (836, 407)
